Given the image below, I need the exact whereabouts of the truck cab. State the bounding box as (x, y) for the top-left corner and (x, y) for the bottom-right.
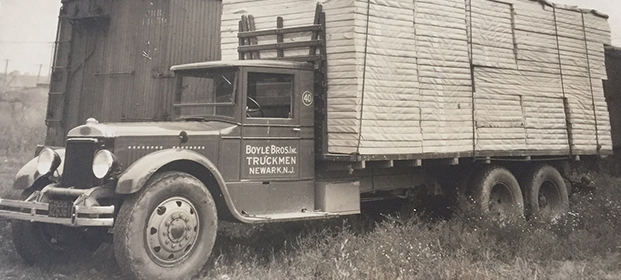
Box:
(5, 59), (340, 224)
(170, 60), (319, 218)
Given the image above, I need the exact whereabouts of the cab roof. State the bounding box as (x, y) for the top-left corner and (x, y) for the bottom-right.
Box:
(170, 59), (314, 71)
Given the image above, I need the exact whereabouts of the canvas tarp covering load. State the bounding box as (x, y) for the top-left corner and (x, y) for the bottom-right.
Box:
(220, 0), (612, 157)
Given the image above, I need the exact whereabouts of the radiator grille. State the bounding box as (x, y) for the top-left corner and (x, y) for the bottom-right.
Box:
(61, 140), (100, 188)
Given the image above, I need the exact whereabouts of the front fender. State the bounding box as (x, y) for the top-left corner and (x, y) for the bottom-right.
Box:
(116, 149), (254, 222)
(116, 149), (225, 195)
(13, 148), (65, 190)
(116, 149), (262, 223)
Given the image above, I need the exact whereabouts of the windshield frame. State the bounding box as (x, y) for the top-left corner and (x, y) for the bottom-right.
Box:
(172, 67), (241, 123)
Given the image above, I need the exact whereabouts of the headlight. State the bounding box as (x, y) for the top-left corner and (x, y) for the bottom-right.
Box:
(37, 148), (61, 175)
(92, 150), (118, 179)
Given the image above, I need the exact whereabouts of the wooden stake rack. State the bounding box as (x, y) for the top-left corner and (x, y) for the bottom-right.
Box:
(237, 3), (327, 63)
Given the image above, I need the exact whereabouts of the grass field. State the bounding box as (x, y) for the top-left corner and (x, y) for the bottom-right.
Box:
(2, 89), (621, 279)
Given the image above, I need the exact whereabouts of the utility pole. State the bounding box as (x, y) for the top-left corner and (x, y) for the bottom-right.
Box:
(3, 59), (9, 89)
(37, 64), (43, 83)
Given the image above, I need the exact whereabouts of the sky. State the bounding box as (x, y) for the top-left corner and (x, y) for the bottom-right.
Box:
(0, 0), (61, 75)
(0, 0), (620, 74)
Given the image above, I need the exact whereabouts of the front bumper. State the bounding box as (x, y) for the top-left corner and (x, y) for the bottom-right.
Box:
(0, 184), (115, 227)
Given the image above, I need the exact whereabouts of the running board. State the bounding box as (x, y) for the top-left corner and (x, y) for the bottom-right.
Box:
(241, 211), (346, 223)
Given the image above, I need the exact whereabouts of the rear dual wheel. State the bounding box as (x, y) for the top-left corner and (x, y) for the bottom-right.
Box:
(114, 171), (217, 280)
(470, 165), (524, 220)
(520, 164), (569, 220)
(469, 164), (569, 221)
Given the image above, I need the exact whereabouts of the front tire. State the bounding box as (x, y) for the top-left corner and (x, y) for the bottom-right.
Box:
(12, 220), (92, 265)
(113, 171), (217, 280)
(11, 189), (95, 265)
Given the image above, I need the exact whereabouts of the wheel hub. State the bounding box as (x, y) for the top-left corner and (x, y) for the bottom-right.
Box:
(169, 218), (187, 240)
(538, 194), (548, 210)
(538, 180), (562, 216)
(489, 182), (515, 219)
(147, 197), (199, 265)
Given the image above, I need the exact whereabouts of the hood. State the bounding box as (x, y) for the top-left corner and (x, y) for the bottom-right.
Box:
(67, 121), (238, 139)
(64, 121), (235, 173)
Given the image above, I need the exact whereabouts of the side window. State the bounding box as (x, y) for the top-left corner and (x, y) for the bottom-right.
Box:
(175, 70), (237, 119)
(247, 72), (293, 118)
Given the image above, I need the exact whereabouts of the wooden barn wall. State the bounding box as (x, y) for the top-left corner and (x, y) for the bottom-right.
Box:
(604, 47), (621, 151)
(46, 0), (222, 146)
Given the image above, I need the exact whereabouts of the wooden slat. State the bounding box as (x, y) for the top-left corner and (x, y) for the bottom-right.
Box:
(238, 24), (322, 38)
(238, 39), (322, 52)
(269, 55), (323, 61)
(276, 17), (284, 58)
(248, 15), (260, 59)
(173, 103), (234, 107)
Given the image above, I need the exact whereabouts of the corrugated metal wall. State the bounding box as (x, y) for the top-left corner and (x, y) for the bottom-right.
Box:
(46, 0), (222, 146)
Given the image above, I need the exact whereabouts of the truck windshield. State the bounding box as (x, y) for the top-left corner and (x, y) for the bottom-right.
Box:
(174, 69), (237, 120)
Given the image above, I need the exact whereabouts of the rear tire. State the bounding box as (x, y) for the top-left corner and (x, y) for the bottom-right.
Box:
(113, 171), (217, 280)
(469, 165), (524, 220)
(520, 164), (569, 221)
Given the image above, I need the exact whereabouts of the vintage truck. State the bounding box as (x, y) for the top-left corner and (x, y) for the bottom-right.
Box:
(0, 0), (616, 279)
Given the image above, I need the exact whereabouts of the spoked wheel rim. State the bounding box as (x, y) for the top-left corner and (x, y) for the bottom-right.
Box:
(537, 180), (563, 216)
(488, 182), (518, 218)
(146, 196), (199, 266)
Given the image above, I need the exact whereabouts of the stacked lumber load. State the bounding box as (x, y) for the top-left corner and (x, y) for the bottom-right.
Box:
(470, 0), (562, 152)
(510, 1), (565, 151)
(220, 0), (612, 157)
(470, 0), (611, 154)
(584, 12), (612, 152)
(414, 0), (473, 154)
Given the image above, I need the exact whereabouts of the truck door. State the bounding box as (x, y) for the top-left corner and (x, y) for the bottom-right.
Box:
(236, 67), (315, 215)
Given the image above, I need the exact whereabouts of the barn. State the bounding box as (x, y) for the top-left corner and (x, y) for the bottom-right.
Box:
(46, 0), (222, 145)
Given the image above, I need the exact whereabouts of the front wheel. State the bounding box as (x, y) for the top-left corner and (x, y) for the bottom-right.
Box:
(12, 220), (95, 265)
(12, 189), (97, 265)
(113, 171), (217, 280)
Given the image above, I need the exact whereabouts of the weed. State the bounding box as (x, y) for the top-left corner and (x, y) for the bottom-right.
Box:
(0, 88), (46, 158)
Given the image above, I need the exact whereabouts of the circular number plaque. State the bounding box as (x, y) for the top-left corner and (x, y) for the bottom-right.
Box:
(302, 91), (313, 107)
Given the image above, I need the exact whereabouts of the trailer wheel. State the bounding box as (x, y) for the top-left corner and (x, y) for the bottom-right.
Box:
(520, 164), (568, 220)
(11, 190), (94, 265)
(470, 166), (524, 220)
(113, 171), (217, 280)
